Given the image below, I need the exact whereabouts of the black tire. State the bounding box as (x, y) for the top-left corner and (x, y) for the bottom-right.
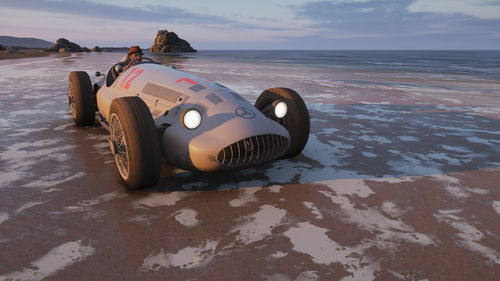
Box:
(255, 88), (310, 159)
(109, 97), (161, 190)
(68, 71), (95, 126)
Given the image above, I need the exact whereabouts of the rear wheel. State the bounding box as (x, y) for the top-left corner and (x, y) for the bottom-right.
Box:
(109, 97), (161, 190)
(68, 71), (95, 126)
(255, 88), (310, 159)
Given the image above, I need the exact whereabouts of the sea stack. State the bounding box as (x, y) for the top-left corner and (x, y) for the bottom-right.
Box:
(150, 29), (196, 53)
(46, 38), (83, 52)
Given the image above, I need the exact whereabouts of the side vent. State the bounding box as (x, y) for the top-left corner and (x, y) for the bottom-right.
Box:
(142, 82), (185, 104)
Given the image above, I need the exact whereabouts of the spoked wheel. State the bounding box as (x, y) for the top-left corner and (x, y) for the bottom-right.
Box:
(110, 114), (129, 180)
(109, 97), (160, 190)
(255, 87), (310, 159)
(68, 71), (95, 126)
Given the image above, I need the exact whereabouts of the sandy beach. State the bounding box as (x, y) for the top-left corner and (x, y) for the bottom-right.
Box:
(0, 51), (499, 281)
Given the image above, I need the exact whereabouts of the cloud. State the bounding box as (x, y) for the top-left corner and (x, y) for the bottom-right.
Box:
(294, 0), (436, 36)
(0, 0), (233, 25)
(408, 0), (500, 19)
(293, 0), (500, 38)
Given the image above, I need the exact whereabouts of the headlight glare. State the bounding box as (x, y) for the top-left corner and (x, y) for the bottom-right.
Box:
(183, 109), (202, 129)
(274, 101), (287, 118)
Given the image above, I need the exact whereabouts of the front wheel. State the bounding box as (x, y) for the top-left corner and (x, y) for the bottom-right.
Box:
(109, 97), (161, 190)
(255, 88), (310, 159)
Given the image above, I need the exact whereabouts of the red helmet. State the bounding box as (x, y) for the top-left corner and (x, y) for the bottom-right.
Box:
(128, 46), (143, 55)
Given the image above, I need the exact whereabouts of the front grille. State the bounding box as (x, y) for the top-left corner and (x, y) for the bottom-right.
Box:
(217, 134), (289, 168)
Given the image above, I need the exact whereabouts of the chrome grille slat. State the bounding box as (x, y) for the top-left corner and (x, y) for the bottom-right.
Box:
(236, 141), (242, 165)
(228, 143), (234, 166)
(217, 134), (288, 169)
(265, 135), (271, 160)
(256, 135), (261, 162)
(221, 146), (226, 165)
(250, 136), (256, 162)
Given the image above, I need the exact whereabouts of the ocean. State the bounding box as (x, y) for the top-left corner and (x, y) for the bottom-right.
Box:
(164, 50), (500, 79)
(152, 50), (500, 109)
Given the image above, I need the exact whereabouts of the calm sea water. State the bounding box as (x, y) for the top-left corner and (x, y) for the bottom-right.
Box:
(157, 50), (500, 80)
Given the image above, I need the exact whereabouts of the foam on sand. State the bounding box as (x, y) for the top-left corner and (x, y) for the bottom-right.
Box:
(284, 222), (379, 281)
(0, 212), (9, 225)
(0, 240), (95, 281)
(132, 192), (193, 208)
(493, 201), (500, 214)
(434, 209), (500, 264)
(141, 240), (219, 270)
(231, 204), (287, 246)
(303, 202), (324, 219)
(174, 208), (200, 228)
(229, 187), (261, 207)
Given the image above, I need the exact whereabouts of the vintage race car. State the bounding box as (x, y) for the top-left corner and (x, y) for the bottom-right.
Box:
(67, 57), (310, 189)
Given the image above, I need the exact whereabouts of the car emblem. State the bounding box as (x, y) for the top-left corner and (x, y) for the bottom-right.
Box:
(235, 107), (256, 119)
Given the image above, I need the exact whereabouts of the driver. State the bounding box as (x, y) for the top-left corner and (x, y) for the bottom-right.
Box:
(120, 45), (143, 72)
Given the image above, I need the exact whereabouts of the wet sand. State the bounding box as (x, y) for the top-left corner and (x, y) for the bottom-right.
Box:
(0, 53), (499, 281)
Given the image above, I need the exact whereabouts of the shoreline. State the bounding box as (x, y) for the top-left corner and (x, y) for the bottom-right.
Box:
(0, 48), (127, 60)
(0, 49), (52, 60)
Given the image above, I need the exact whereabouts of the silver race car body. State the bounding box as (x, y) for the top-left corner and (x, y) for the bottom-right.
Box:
(68, 58), (309, 189)
(97, 62), (289, 172)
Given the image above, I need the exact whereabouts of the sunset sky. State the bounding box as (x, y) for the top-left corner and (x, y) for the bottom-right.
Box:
(1, 0), (499, 49)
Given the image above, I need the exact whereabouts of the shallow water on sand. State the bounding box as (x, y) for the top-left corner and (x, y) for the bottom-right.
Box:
(0, 52), (499, 281)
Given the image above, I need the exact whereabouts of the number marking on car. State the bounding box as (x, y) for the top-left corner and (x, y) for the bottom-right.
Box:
(176, 78), (198, 85)
(120, 68), (144, 89)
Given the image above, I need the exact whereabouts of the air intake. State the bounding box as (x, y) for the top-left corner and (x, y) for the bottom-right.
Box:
(217, 134), (289, 168)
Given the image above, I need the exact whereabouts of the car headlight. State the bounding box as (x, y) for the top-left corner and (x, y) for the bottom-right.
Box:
(274, 101), (287, 118)
(183, 109), (202, 129)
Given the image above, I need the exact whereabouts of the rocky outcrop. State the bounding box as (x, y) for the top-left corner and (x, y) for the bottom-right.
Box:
(4, 46), (24, 54)
(91, 46), (101, 52)
(150, 29), (196, 53)
(46, 38), (83, 52)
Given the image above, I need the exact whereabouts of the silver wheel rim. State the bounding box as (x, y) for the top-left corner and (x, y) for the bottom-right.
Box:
(67, 81), (77, 118)
(110, 113), (129, 180)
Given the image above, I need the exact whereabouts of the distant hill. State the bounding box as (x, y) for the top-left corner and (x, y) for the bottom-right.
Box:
(0, 36), (54, 48)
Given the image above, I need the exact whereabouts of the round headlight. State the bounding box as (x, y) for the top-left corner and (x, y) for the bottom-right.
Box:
(274, 101), (287, 118)
(183, 109), (202, 129)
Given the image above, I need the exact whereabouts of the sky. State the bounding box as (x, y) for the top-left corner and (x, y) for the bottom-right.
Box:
(1, 0), (499, 50)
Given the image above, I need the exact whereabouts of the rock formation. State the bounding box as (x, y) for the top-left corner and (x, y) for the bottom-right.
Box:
(150, 29), (196, 53)
(46, 38), (83, 52)
(91, 46), (101, 52)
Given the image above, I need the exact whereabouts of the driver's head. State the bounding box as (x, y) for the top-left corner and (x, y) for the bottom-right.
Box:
(128, 46), (143, 61)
